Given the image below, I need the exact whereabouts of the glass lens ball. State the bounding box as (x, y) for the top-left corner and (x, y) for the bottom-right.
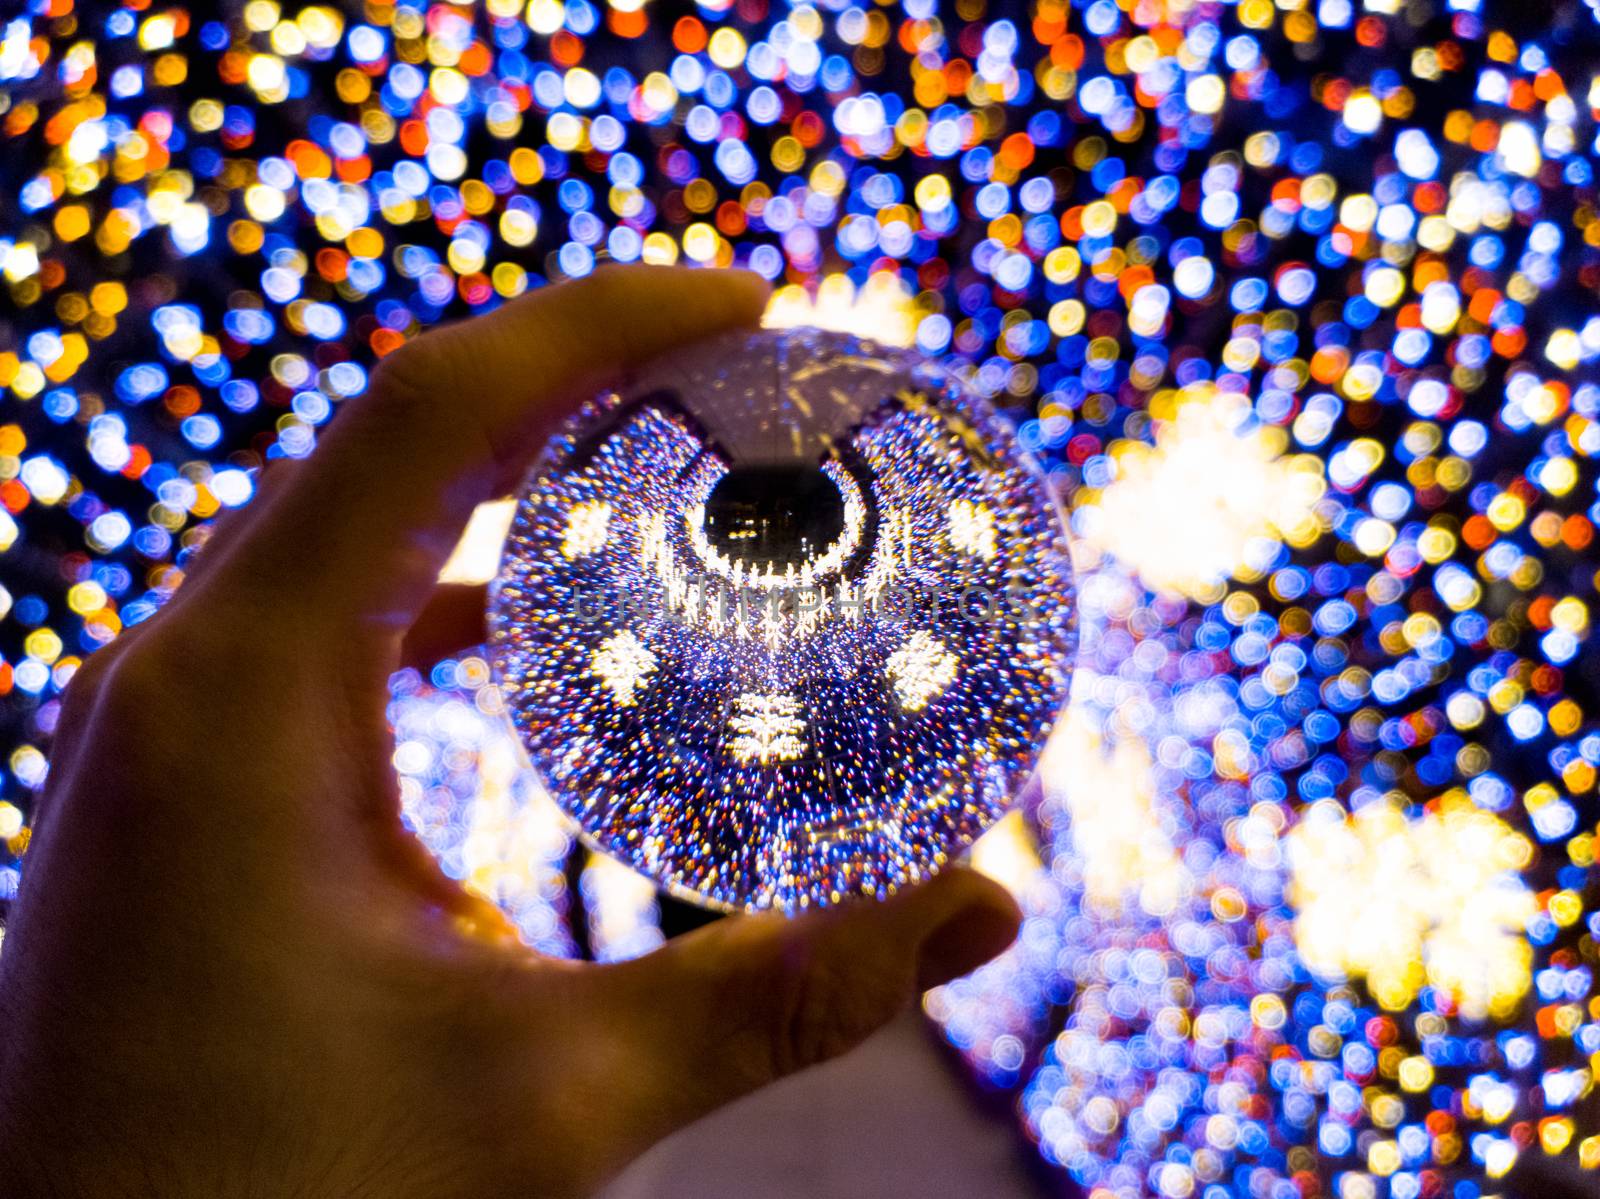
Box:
(489, 327), (1075, 911)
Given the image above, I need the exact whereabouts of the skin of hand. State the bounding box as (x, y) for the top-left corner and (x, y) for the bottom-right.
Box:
(0, 266), (1022, 1198)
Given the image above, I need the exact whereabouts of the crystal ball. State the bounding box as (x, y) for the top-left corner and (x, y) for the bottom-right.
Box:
(489, 327), (1075, 911)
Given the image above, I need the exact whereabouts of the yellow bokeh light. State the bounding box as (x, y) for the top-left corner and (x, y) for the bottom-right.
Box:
(708, 28), (748, 70)
(1287, 793), (1535, 1020)
(1038, 711), (1186, 919)
(1343, 90), (1383, 134)
(761, 271), (918, 348)
(1076, 386), (1326, 600)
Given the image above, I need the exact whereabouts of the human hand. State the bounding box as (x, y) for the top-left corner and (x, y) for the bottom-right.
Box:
(0, 267), (1021, 1197)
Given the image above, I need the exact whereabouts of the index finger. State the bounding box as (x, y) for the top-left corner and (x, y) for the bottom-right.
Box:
(197, 266), (769, 643)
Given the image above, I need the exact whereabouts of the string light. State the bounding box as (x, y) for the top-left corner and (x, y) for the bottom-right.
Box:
(2, 0), (1599, 1192)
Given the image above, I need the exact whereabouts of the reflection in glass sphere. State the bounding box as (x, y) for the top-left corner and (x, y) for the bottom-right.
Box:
(490, 327), (1075, 911)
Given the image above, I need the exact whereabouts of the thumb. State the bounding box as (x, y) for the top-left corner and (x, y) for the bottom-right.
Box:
(598, 867), (1020, 1142)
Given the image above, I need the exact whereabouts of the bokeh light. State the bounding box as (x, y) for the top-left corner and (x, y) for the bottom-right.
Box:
(3, 0), (1600, 1195)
